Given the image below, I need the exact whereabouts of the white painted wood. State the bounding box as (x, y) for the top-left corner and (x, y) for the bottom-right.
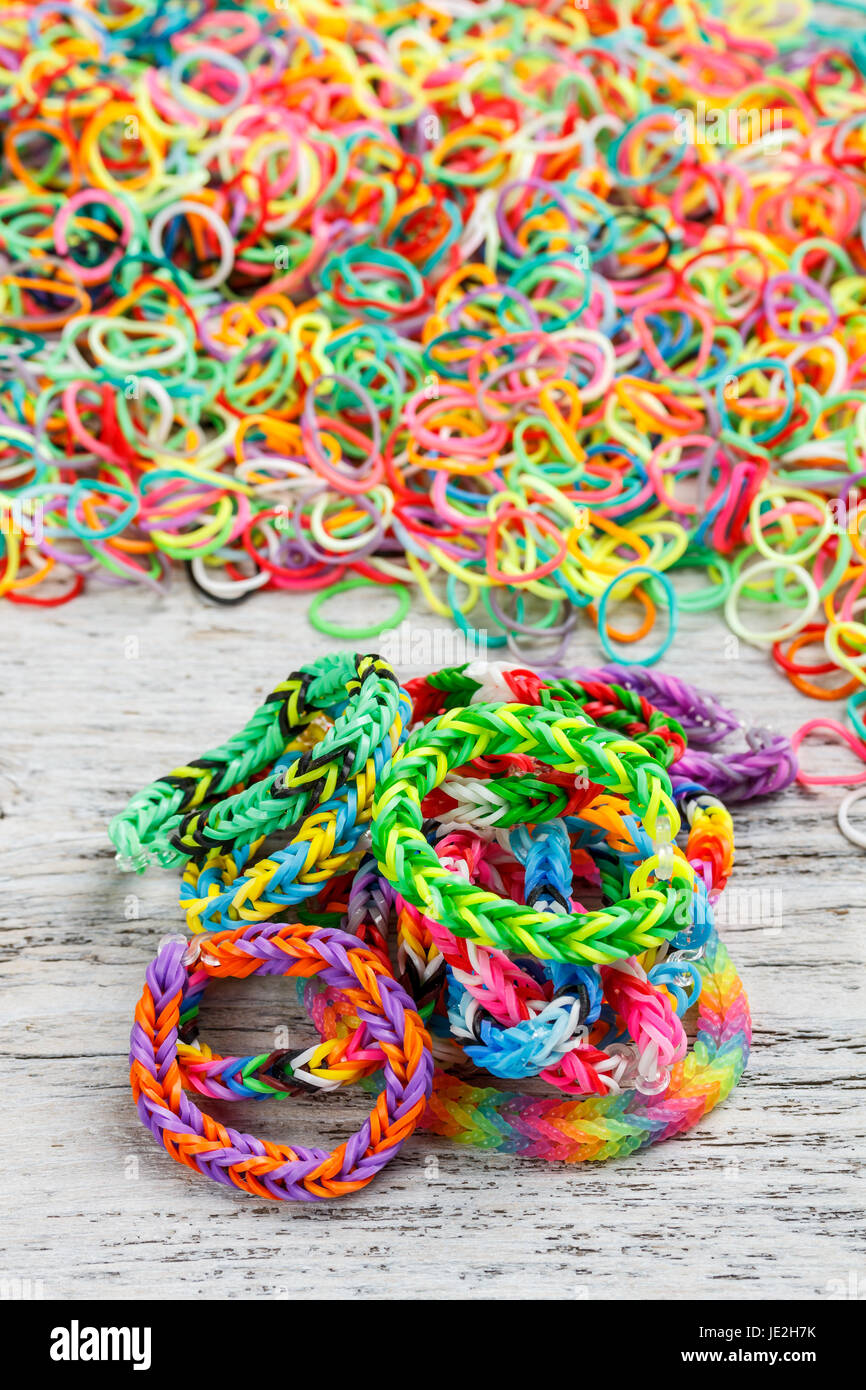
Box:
(1, 585), (863, 1301)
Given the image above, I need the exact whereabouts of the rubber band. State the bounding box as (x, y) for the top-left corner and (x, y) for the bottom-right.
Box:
(837, 785), (866, 849)
(791, 717), (866, 786)
(597, 566), (677, 666)
(2, 0), (866, 724)
(725, 557), (820, 645)
(308, 577), (411, 640)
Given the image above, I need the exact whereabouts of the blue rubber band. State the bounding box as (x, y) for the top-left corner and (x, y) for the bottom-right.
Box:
(596, 564), (677, 667)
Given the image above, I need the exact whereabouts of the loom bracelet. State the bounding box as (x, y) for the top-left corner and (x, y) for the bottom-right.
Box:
(165, 664), (683, 927)
(412, 661), (797, 803)
(304, 932), (698, 1101)
(406, 664), (687, 768)
(410, 826), (609, 1092)
(394, 832), (544, 1050)
(109, 650), (361, 868)
(371, 702), (692, 965)
(564, 794), (732, 950)
(418, 928), (750, 1161)
(519, 817), (575, 911)
(129, 921), (433, 1200)
(438, 821), (688, 1094)
(183, 717), (730, 1006)
(424, 768), (604, 830)
(166, 917), (682, 1102)
(516, 802), (712, 979)
(167, 778), (722, 1100)
(164, 655), (406, 861)
(404, 663), (689, 827)
(395, 833), (582, 1059)
(177, 706), (411, 934)
(395, 831), (579, 1030)
(418, 659), (793, 801)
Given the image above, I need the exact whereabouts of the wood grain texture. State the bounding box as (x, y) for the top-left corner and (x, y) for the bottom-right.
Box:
(1, 585), (864, 1301)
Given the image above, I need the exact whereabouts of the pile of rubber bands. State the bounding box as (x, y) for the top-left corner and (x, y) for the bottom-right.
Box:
(1, 0), (866, 696)
(118, 652), (798, 1199)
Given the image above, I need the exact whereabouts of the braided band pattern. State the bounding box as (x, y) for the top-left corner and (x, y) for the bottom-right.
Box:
(406, 665), (687, 768)
(148, 923), (748, 1162)
(178, 751), (733, 1093)
(421, 929), (749, 1160)
(167, 656), (405, 861)
(423, 768), (602, 830)
(130, 922), (433, 1200)
(109, 663), (339, 867)
(177, 746), (572, 933)
(372, 703), (692, 964)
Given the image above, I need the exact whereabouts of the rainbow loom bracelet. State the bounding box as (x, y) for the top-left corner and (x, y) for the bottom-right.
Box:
(109, 651), (365, 869)
(161, 655), (407, 862)
(371, 701), (693, 965)
(130, 921), (433, 1200)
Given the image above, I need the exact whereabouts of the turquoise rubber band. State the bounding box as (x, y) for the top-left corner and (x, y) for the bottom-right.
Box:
(597, 565), (678, 667)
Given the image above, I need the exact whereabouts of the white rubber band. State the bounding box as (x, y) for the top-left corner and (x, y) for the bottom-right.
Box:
(838, 786), (866, 849)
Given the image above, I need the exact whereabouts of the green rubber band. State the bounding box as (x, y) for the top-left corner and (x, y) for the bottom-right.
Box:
(308, 577), (411, 639)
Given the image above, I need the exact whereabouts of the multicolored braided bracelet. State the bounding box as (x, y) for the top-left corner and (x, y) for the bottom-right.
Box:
(371, 702), (692, 965)
(333, 728), (735, 1084)
(155, 796), (700, 1099)
(558, 665), (799, 803)
(109, 651), (362, 869)
(162, 655), (406, 862)
(130, 921), (433, 1200)
(176, 754), (396, 934)
(420, 928), (750, 1162)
